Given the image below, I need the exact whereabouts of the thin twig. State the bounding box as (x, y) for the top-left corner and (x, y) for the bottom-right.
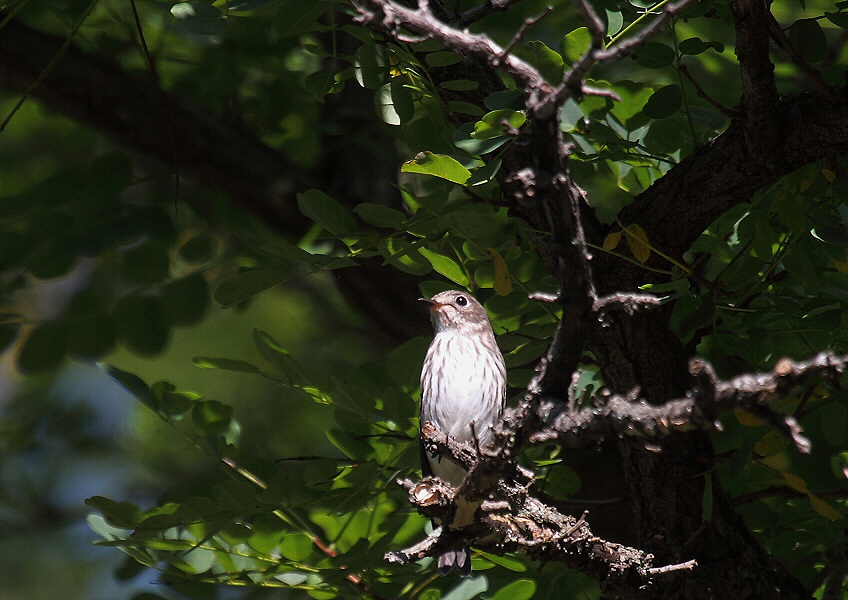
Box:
(766, 11), (838, 102)
(458, 0), (525, 27)
(646, 559), (698, 576)
(496, 6), (555, 64)
(678, 64), (738, 118)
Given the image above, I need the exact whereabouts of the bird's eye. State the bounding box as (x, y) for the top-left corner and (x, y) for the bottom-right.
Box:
(456, 295), (468, 307)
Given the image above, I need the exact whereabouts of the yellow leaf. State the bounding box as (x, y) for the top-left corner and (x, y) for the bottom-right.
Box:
(808, 493), (841, 521)
(833, 258), (848, 274)
(488, 248), (513, 296)
(781, 471), (809, 493)
(799, 169), (818, 192)
(753, 431), (788, 458)
(735, 409), (764, 427)
(624, 224), (651, 263)
(603, 231), (622, 251)
(822, 168), (836, 183)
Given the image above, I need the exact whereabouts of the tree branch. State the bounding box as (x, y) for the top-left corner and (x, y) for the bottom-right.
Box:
(389, 352), (846, 585)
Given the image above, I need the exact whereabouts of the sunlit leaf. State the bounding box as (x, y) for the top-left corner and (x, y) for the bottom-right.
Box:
(401, 152), (472, 185)
(490, 578), (536, 600)
(192, 400), (234, 435)
(419, 248), (469, 286)
(193, 357), (263, 374)
(560, 27), (591, 64)
(472, 109), (526, 140)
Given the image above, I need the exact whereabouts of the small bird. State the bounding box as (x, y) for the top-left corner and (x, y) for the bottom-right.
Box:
(419, 290), (507, 576)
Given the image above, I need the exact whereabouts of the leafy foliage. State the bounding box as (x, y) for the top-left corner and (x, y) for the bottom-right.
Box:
(1, 0), (848, 598)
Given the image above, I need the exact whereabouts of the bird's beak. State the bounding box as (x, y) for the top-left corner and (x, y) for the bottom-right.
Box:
(419, 297), (436, 307)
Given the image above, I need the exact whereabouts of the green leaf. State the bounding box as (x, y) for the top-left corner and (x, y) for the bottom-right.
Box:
(490, 579), (536, 600)
(178, 233), (217, 263)
(98, 364), (156, 408)
(484, 89), (523, 110)
(419, 248), (469, 286)
(476, 552), (527, 572)
(826, 11), (848, 29)
(122, 242), (170, 284)
(448, 101), (484, 116)
(442, 575), (488, 600)
(192, 400), (234, 435)
(214, 269), (291, 308)
(789, 19), (826, 63)
(85, 496), (141, 529)
(454, 122), (512, 155)
(163, 274), (210, 326)
(642, 85), (682, 119)
(272, 0), (328, 35)
(466, 158), (502, 187)
(514, 40), (563, 83)
(560, 27), (591, 64)
(354, 203), (407, 228)
(606, 8), (624, 36)
(297, 190), (356, 235)
(17, 322), (66, 374)
(425, 51), (461, 67)
(158, 390), (195, 419)
(280, 532), (314, 561)
(326, 428), (372, 460)
(375, 78), (415, 125)
(379, 238), (433, 275)
(442, 204), (500, 238)
(66, 313), (116, 359)
(678, 37), (724, 55)
(472, 109), (526, 140)
(354, 43), (390, 89)
(112, 296), (170, 356)
(193, 357), (263, 374)
(401, 152), (472, 185)
(634, 42), (675, 68)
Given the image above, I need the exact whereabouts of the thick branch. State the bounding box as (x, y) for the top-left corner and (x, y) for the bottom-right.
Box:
(355, 0), (553, 116)
(731, 0), (780, 125)
(516, 351), (847, 457)
(388, 460), (695, 594)
(0, 19), (309, 236)
(620, 89), (848, 260)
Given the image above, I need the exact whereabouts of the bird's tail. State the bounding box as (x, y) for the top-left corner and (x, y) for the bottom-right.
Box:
(437, 547), (472, 576)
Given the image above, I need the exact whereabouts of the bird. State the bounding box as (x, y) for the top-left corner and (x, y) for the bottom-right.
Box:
(419, 290), (507, 576)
